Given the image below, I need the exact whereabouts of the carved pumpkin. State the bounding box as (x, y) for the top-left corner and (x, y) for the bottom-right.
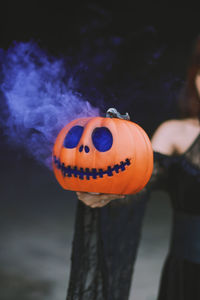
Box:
(52, 111), (153, 194)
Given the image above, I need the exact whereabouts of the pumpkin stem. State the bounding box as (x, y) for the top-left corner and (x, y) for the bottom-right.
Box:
(106, 108), (130, 120)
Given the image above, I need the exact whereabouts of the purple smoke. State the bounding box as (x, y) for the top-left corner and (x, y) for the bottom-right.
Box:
(0, 41), (100, 169)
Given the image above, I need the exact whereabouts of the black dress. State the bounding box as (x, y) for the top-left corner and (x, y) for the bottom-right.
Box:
(66, 133), (200, 300)
(155, 133), (200, 300)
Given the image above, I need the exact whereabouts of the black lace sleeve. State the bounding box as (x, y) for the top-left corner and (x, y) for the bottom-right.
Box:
(146, 152), (175, 192)
(66, 152), (173, 300)
(66, 193), (148, 300)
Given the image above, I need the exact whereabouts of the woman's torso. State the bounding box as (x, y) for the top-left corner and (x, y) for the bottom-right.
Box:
(167, 132), (200, 214)
(151, 118), (200, 214)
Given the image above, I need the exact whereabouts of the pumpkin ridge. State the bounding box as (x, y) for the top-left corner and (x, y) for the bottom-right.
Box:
(53, 155), (131, 180)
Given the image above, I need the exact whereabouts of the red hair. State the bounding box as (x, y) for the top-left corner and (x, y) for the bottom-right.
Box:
(179, 36), (200, 119)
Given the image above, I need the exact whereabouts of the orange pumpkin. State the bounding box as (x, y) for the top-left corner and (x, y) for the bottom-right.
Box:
(52, 112), (153, 194)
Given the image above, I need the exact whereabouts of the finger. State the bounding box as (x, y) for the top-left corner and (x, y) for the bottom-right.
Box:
(97, 194), (125, 202)
(76, 192), (93, 202)
(92, 194), (126, 208)
(76, 192), (102, 202)
(85, 195), (122, 206)
(76, 192), (125, 205)
(91, 199), (110, 208)
(77, 194), (100, 206)
(77, 192), (124, 199)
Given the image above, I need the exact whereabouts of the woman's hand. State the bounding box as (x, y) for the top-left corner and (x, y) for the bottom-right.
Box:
(76, 192), (125, 208)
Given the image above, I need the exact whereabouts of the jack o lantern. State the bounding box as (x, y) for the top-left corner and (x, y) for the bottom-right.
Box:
(52, 108), (153, 194)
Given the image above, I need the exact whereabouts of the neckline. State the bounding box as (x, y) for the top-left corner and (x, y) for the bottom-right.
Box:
(180, 132), (200, 157)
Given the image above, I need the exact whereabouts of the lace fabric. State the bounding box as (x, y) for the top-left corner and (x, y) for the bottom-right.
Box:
(182, 133), (200, 170)
(67, 194), (147, 300)
(155, 134), (200, 300)
(146, 152), (175, 192)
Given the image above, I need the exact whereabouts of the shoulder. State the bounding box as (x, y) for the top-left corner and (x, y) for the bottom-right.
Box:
(151, 119), (183, 155)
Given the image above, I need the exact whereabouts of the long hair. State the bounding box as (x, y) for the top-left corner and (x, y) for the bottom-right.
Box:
(179, 36), (200, 119)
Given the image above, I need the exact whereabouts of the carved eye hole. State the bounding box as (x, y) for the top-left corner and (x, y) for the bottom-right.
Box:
(92, 127), (113, 152)
(64, 126), (84, 149)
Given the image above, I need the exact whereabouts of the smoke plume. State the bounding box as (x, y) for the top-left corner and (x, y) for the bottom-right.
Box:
(0, 41), (100, 169)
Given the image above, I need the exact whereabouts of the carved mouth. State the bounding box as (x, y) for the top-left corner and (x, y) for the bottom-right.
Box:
(53, 156), (131, 180)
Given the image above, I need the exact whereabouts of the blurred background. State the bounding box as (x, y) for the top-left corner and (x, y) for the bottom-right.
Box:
(0, 1), (199, 299)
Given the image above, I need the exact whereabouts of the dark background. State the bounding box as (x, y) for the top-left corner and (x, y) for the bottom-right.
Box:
(2, 1), (200, 131)
(0, 1), (199, 299)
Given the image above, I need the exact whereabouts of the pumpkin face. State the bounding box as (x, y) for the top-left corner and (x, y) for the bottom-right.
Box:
(52, 116), (153, 194)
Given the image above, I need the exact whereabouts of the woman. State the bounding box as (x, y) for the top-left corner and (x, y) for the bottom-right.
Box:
(67, 37), (200, 300)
